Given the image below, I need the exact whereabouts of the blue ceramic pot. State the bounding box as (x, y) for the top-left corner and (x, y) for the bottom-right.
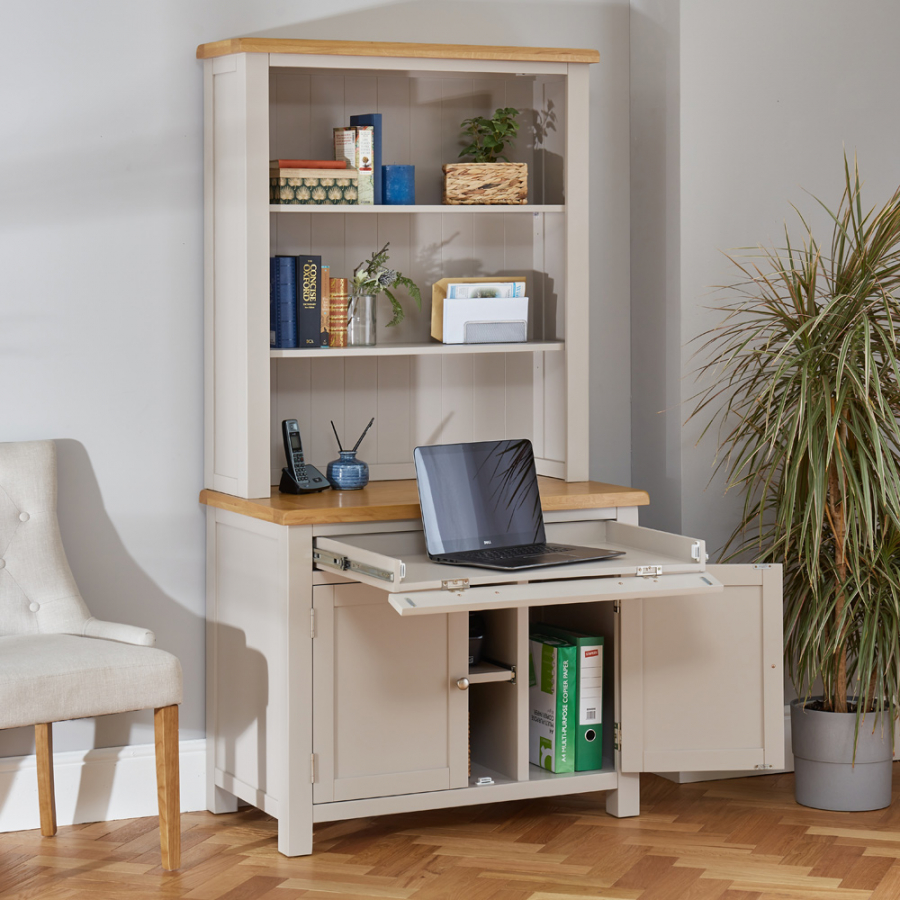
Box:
(326, 450), (369, 490)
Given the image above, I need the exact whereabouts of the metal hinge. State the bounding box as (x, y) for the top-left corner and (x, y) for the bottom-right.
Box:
(754, 763), (774, 770)
(691, 542), (702, 561)
(509, 664), (517, 685)
(310, 608), (316, 639)
(442, 578), (470, 591)
(613, 600), (621, 614)
(614, 722), (622, 750)
(310, 754), (317, 783)
(636, 565), (662, 577)
(754, 564), (772, 570)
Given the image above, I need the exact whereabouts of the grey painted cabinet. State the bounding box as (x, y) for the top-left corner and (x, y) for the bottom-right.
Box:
(204, 505), (784, 857)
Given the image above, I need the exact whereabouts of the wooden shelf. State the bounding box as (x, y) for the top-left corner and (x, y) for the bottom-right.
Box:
(271, 341), (563, 359)
(468, 661), (515, 684)
(270, 204), (564, 214)
(197, 38), (600, 65)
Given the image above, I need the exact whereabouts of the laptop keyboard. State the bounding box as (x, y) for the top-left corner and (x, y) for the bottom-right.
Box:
(449, 543), (573, 562)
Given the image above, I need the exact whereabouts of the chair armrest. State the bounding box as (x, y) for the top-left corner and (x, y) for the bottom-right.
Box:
(82, 617), (156, 646)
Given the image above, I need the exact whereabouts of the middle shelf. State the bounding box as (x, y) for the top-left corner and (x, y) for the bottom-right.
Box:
(270, 339), (564, 358)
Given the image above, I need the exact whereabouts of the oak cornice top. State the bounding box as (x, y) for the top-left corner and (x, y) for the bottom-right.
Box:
(196, 37), (600, 65)
(199, 478), (649, 527)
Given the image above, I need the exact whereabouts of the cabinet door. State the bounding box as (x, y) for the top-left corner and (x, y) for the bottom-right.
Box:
(619, 564), (784, 774)
(312, 583), (469, 804)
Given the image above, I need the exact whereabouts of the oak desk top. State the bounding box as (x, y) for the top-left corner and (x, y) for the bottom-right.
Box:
(199, 478), (649, 527)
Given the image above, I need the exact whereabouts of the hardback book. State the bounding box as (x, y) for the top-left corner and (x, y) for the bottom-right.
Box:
(320, 265), (331, 347)
(528, 631), (577, 774)
(329, 278), (350, 348)
(270, 256), (297, 349)
(530, 625), (603, 771)
(349, 114), (382, 204)
(270, 158), (347, 169)
(295, 255), (323, 348)
(333, 126), (374, 205)
(270, 168), (359, 205)
(446, 280), (526, 298)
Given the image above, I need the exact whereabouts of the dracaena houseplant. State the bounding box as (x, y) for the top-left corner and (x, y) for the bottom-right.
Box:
(690, 157), (900, 736)
(351, 242), (422, 327)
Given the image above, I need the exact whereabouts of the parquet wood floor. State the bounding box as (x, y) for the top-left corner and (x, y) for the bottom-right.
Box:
(4, 768), (900, 899)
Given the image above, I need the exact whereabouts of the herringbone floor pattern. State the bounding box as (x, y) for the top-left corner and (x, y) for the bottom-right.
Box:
(5, 769), (900, 899)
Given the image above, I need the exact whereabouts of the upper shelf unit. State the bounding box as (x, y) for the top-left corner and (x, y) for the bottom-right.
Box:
(201, 38), (598, 499)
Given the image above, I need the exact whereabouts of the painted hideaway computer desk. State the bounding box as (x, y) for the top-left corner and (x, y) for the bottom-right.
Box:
(196, 36), (784, 856)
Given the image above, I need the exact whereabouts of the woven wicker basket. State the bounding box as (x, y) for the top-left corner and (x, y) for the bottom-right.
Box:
(442, 162), (528, 205)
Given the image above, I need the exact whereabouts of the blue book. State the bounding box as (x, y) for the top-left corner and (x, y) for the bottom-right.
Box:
(350, 113), (382, 204)
(270, 256), (297, 349)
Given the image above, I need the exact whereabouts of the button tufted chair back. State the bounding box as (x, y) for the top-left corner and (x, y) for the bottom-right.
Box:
(0, 441), (153, 645)
(0, 441), (92, 636)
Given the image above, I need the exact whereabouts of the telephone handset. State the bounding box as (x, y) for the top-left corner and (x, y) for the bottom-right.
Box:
(279, 419), (330, 494)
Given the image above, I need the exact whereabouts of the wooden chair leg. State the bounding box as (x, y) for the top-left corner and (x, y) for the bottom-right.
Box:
(154, 705), (181, 870)
(35, 723), (57, 837)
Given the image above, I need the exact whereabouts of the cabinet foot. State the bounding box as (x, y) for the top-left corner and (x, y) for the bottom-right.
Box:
(606, 772), (640, 817)
(208, 784), (239, 815)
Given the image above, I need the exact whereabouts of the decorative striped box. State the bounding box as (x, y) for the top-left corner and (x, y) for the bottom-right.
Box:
(270, 168), (359, 205)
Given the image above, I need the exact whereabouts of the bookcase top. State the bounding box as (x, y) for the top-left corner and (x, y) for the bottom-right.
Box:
(199, 478), (649, 526)
(196, 37), (600, 65)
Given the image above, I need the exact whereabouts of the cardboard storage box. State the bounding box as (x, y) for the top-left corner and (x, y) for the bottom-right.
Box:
(529, 631), (577, 774)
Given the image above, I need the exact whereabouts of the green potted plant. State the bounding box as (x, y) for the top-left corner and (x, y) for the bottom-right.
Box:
(346, 242), (422, 345)
(442, 106), (527, 205)
(691, 157), (900, 811)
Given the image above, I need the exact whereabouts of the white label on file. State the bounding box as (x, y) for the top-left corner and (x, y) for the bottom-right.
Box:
(579, 645), (603, 726)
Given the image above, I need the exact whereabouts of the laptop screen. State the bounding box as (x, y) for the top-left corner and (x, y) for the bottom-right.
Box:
(414, 439), (546, 555)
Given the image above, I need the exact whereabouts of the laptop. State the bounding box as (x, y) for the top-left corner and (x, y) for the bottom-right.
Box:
(414, 438), (625, 571)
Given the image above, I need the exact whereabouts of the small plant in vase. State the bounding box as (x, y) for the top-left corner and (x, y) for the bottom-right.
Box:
(347, 242), (422, 344)
(443, 106), (527, 205)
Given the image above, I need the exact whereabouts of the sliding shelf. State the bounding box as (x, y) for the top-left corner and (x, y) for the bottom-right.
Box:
(270, 340), (564, 359)
(270, 204), (565, 214)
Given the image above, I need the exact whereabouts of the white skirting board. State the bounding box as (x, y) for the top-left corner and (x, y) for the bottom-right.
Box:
(0, 739), (206, 833)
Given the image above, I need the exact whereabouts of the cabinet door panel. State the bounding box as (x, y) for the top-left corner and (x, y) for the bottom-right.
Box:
(620, 565), (783, 774)
(313, 583), (468, 804)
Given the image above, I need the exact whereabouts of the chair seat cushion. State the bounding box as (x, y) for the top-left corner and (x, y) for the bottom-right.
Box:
(0, 634), (182, 729)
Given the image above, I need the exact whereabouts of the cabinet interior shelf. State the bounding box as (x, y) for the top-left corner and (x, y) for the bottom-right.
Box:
(468, 660), (515, 684)
(271, 340), (564, 359)
(270, 204), (565, 214)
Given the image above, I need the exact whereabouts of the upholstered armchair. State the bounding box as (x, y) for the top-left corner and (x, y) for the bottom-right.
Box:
(0, 440), (183, 870)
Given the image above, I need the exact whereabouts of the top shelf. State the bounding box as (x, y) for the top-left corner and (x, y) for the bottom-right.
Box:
(197, 37), (600, 65)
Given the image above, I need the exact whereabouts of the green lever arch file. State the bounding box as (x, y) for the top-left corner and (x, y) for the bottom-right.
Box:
(531, 624), (604, 771)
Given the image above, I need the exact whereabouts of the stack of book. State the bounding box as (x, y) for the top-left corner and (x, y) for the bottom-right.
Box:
(270, 255), (347, 350)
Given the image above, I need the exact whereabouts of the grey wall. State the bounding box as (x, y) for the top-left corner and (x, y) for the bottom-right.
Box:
(0, 0), (630, 757)
(632, 0), (900, 557)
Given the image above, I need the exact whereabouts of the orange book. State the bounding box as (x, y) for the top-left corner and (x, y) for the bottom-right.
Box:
(329, 278), (349, 348)
(270, 159), (347, 169)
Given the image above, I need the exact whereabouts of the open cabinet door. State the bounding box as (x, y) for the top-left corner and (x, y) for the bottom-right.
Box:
(619, 564), (784, 774)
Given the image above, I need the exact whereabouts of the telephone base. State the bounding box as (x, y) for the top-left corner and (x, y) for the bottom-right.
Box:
(279, 466), (331, 494)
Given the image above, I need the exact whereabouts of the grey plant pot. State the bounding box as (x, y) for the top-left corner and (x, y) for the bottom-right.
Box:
(790, 698), (893, 811)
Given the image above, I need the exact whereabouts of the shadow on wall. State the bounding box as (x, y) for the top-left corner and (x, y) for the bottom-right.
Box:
(0, 440), (268, 826)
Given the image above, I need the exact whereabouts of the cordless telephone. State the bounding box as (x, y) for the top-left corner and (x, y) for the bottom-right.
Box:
(279, 419), (330, 494)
